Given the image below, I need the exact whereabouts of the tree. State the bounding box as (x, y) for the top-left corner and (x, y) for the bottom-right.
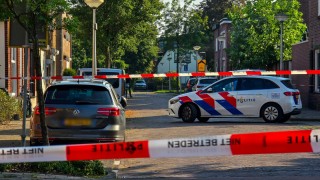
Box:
(1, 0), (73, 145)
(69, 0), (163, 73)
(199, 0), (234, 71)
(160, 0), (209, 90)
(227, 0), (307, 69)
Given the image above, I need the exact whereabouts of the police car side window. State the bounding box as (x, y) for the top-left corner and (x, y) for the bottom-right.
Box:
(240, 78), (262, 90)
(263, 79), (279, 89)
(239, 78), (279, 90)
(212, 78), (238, 92)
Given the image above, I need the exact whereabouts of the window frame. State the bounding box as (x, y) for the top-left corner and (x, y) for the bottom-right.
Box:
(315, 50), (320, 93)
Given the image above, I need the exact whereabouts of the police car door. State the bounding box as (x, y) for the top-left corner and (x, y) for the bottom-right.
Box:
(202, 77), (241, 116)
(236, 77), (266, 116)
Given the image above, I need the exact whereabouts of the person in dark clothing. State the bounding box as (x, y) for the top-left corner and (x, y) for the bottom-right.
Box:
(126, 78), (133, 98)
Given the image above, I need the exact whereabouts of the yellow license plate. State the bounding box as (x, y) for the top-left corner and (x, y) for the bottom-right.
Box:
(64, 119), (91, 126)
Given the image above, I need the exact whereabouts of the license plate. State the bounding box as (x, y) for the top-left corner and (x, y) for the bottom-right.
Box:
(64, 119), (91, 126)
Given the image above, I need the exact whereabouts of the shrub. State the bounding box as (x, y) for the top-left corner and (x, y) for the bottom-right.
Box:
(0, 161), (105, 177)
(62, 68), (77, 76)
(0, 90), (22, 124)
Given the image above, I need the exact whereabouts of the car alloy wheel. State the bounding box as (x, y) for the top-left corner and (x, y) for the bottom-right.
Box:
(261, 103), (283, 123)
(181, 104), (197, 123)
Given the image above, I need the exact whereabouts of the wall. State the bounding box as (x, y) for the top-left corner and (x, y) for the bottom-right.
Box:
(292, 41), (310, 107)
(0, 22), (5, 89)
(157, 50), (200, 85)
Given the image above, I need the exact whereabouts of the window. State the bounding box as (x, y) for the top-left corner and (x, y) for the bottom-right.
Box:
(239, 78), (279, 90)
(318, 0), (320, 16)
(82, 71), (120, 88)
(45, 85), (112, 105)
(315, 50), (320, 92)
(209, 78), (238, 92)
(281, 80), (296, 89)
(11, 48), (16, 63)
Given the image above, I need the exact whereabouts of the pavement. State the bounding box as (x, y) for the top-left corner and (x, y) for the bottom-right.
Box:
(291, 108), (320, 121)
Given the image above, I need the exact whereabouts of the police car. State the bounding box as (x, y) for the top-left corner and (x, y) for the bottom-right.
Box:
(168, 76), (302, 123)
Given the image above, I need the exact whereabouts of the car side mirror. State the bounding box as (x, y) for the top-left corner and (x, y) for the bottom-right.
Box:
(120, 96), (127, 108)
(207, 88), (213, 93)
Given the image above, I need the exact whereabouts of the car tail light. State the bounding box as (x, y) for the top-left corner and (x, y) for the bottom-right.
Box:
(34, 106), (57, 115)
(283, 92), (300, 96)
(97, 108), (120, 116)
(197, 86), (203, 88)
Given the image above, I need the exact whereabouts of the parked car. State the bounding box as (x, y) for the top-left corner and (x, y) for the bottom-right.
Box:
(192, 77), (217, 91)
(134, 79), (147, 90)
(168, 76), (302, 123)
(185, 78), (197, 92)
(78, 68), (126, 100)
(30, 79), (126, 146)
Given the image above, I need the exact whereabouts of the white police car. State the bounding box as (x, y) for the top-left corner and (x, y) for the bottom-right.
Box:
(168, 76), (302, 123)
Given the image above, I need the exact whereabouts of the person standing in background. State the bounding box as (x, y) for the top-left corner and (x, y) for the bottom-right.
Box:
(126, 78), (133, 98)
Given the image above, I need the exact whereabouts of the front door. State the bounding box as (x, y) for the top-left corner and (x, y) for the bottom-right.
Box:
(199, 77), (242, 117)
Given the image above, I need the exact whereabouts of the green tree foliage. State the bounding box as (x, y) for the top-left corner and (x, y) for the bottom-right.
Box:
(227, 0), (307, 69)
(69, 0), (163, 74)
(1, 0), (74, 145)
(159, 0), (209, 90)
(161, 0), (209, 51)
(0, 160), (105, 177)
(62, 68), (77, 76)
(0, 90), (22, 124)
(199, 0), (235, 70)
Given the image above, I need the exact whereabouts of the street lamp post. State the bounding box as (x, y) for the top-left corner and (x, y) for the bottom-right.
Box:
(84, 0), (104, 77)
(193, 46), (201, 72)
(275, 13), (288, 71)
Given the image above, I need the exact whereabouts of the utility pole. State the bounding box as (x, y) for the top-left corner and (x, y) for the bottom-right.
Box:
(176, 32), (180, 93)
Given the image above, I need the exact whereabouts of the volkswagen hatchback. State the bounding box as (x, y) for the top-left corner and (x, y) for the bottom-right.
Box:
(30, 79), (126, 145)
(169, 76), (302, 123)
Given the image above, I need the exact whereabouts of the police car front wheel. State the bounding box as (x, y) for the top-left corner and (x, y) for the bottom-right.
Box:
(181, 104), (198, 123)
(261, 103), (283, 123)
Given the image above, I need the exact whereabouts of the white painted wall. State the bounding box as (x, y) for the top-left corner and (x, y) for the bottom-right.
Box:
(0, 22), (5, 89)
(157, 50), (200, 84)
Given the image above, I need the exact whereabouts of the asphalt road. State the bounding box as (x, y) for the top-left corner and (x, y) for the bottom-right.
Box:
(115, 91), (320, 179)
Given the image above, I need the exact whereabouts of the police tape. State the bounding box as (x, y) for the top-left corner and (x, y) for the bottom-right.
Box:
(1, 70), (320, 80)
(1, 129), (320, 163)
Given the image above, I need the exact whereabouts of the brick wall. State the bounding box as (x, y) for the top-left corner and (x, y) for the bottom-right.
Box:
(292, 41), (310, 107)
(4, 21), (10, 92)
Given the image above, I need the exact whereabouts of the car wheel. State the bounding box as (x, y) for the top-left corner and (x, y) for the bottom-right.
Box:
(261, 103), (283, 123)
(181, 104), (197, 123)
(278, 114), (291, 123)
(198, 117), (210, 123)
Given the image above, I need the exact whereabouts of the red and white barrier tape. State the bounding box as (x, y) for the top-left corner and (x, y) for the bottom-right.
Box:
(1, 129), (320, 163)
(1, 70), (320, 80)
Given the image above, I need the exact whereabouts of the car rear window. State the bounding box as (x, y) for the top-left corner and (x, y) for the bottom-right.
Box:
(136, 80), (145, 83)
(45, 85), (113, 105)
(200, 79), (217, 84)
(281, 80), (296, 89)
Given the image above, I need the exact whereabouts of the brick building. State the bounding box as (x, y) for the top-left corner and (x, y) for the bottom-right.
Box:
(0, 14), (72, 97)
(292, 0), (320, 109)
(213, 18), (232, 72)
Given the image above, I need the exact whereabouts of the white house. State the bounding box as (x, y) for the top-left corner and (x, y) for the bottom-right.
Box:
(157, 50), (201, 85)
